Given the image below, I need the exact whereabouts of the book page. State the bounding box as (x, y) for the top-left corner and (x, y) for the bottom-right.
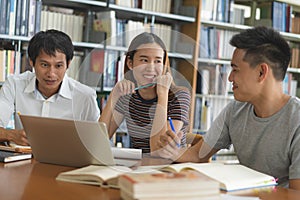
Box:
(182, 163), (277, 191)
(139, 163), (277, 192)
(137, 162), (197, 173)
(160, 162), (203, 173)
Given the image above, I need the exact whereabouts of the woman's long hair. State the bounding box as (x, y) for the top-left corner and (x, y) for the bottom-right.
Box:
(123, 32), (173, 86)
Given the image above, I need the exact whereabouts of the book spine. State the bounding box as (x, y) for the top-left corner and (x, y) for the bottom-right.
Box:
(15, 0), (22, 35)
(5, 0), (11, 34)
(34, 0), (42, 34)
(27, 0), (36, 37)
(20, 0), (29, 36)
(8, 0), (17, 35)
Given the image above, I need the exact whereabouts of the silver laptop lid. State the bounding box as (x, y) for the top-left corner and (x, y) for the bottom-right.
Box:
(19, 115), (116, 167)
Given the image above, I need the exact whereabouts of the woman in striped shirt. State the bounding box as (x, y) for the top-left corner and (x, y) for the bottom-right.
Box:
(100, 32), (191, 154)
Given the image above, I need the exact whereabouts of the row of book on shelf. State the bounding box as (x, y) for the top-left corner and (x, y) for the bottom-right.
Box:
(111, 0), (171, 14)
(201, 0), (238, 24)
(254, 1), (300, 34)
(66, 49), (125, 92)
(0, 0), (41, 37)
(199, 27), (300, 63)
(40, 7), (84, 43)
(197, 65), (232, 96)
(40, 7), (174, 51)
(291, 43), (300, 68)
(92, 10), (172, 49)
(291, 11), (300, 68)
(193, 64), (233, 132)
(0, 49), (21, 82)
(193, 95), (233, 133)
(0, 0), (176, 47)
(2, 0), (300, 45)
(199, 27), (237, 60)
(201, 0), (299, 34)
(283, 72), (298, 97)
(112, 0), (196, 17)
(256, 1), (293, 33)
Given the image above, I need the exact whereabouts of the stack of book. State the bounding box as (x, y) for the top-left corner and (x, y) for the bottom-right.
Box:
(0, 144), (32, 163)
(118, 170), (220, 200)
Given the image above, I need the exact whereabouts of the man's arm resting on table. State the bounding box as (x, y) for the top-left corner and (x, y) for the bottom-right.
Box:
(0, 127), (10, 142)
(290, 179), (300, 190)
(0, 127), (29, 146)
(175, 139), (219, 163)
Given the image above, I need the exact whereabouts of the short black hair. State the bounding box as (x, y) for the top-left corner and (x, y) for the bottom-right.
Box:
(27, 29), (74, 66)
(230, 26), (291, 81)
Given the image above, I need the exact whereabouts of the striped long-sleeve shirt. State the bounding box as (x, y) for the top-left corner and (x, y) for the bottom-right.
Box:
(115, 86), (191, 153)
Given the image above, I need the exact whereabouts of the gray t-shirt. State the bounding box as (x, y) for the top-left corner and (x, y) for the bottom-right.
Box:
(204, 97), (300, 187)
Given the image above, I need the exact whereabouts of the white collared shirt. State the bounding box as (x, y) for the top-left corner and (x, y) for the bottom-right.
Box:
(0, 71), (100, 128)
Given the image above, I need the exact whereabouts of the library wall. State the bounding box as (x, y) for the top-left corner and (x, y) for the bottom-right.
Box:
(1, 0), (300, 137)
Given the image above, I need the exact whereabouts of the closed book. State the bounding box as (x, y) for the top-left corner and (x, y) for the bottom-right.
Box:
(119, 171), (220, 200)
(0, 144), (32, 153)
(0, 150), (32, 163)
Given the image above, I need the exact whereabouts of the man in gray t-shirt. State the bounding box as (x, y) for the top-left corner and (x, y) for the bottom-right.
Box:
(157, 26), (300, 190)
(205, 98), (300, 188)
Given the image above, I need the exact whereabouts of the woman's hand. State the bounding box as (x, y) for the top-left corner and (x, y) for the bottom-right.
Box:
(111, 79), (136, 99)
(156, 72), (173, 97)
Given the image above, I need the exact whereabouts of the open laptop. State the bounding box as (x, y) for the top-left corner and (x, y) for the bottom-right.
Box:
(19, 115), (140, 167)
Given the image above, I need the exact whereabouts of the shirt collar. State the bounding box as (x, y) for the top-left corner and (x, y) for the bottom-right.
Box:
(59, 74), (72, 99)
(24, 75), (36, 93)
(24, 74), (72, 100)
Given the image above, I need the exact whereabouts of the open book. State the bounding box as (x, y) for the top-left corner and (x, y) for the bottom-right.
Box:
(145, 162), (277, 192)
(56, 165), (133, 188)
(55, 163), (167, 189)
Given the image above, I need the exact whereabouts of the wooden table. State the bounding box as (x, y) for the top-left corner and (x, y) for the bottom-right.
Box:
(1, 156), (300, 200)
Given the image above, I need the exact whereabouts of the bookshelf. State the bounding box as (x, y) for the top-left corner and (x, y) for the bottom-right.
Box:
(0, 0), (202, 137)
(195, 0), (300, 134)
(2, 0), (300, 137)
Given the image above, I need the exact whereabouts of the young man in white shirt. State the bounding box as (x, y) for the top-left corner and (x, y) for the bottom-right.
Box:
(0, 29), (100, 146)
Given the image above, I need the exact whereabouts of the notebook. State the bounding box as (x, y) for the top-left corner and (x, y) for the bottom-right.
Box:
(19, 114), (139, 167)
(0, 150), (32, 163)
